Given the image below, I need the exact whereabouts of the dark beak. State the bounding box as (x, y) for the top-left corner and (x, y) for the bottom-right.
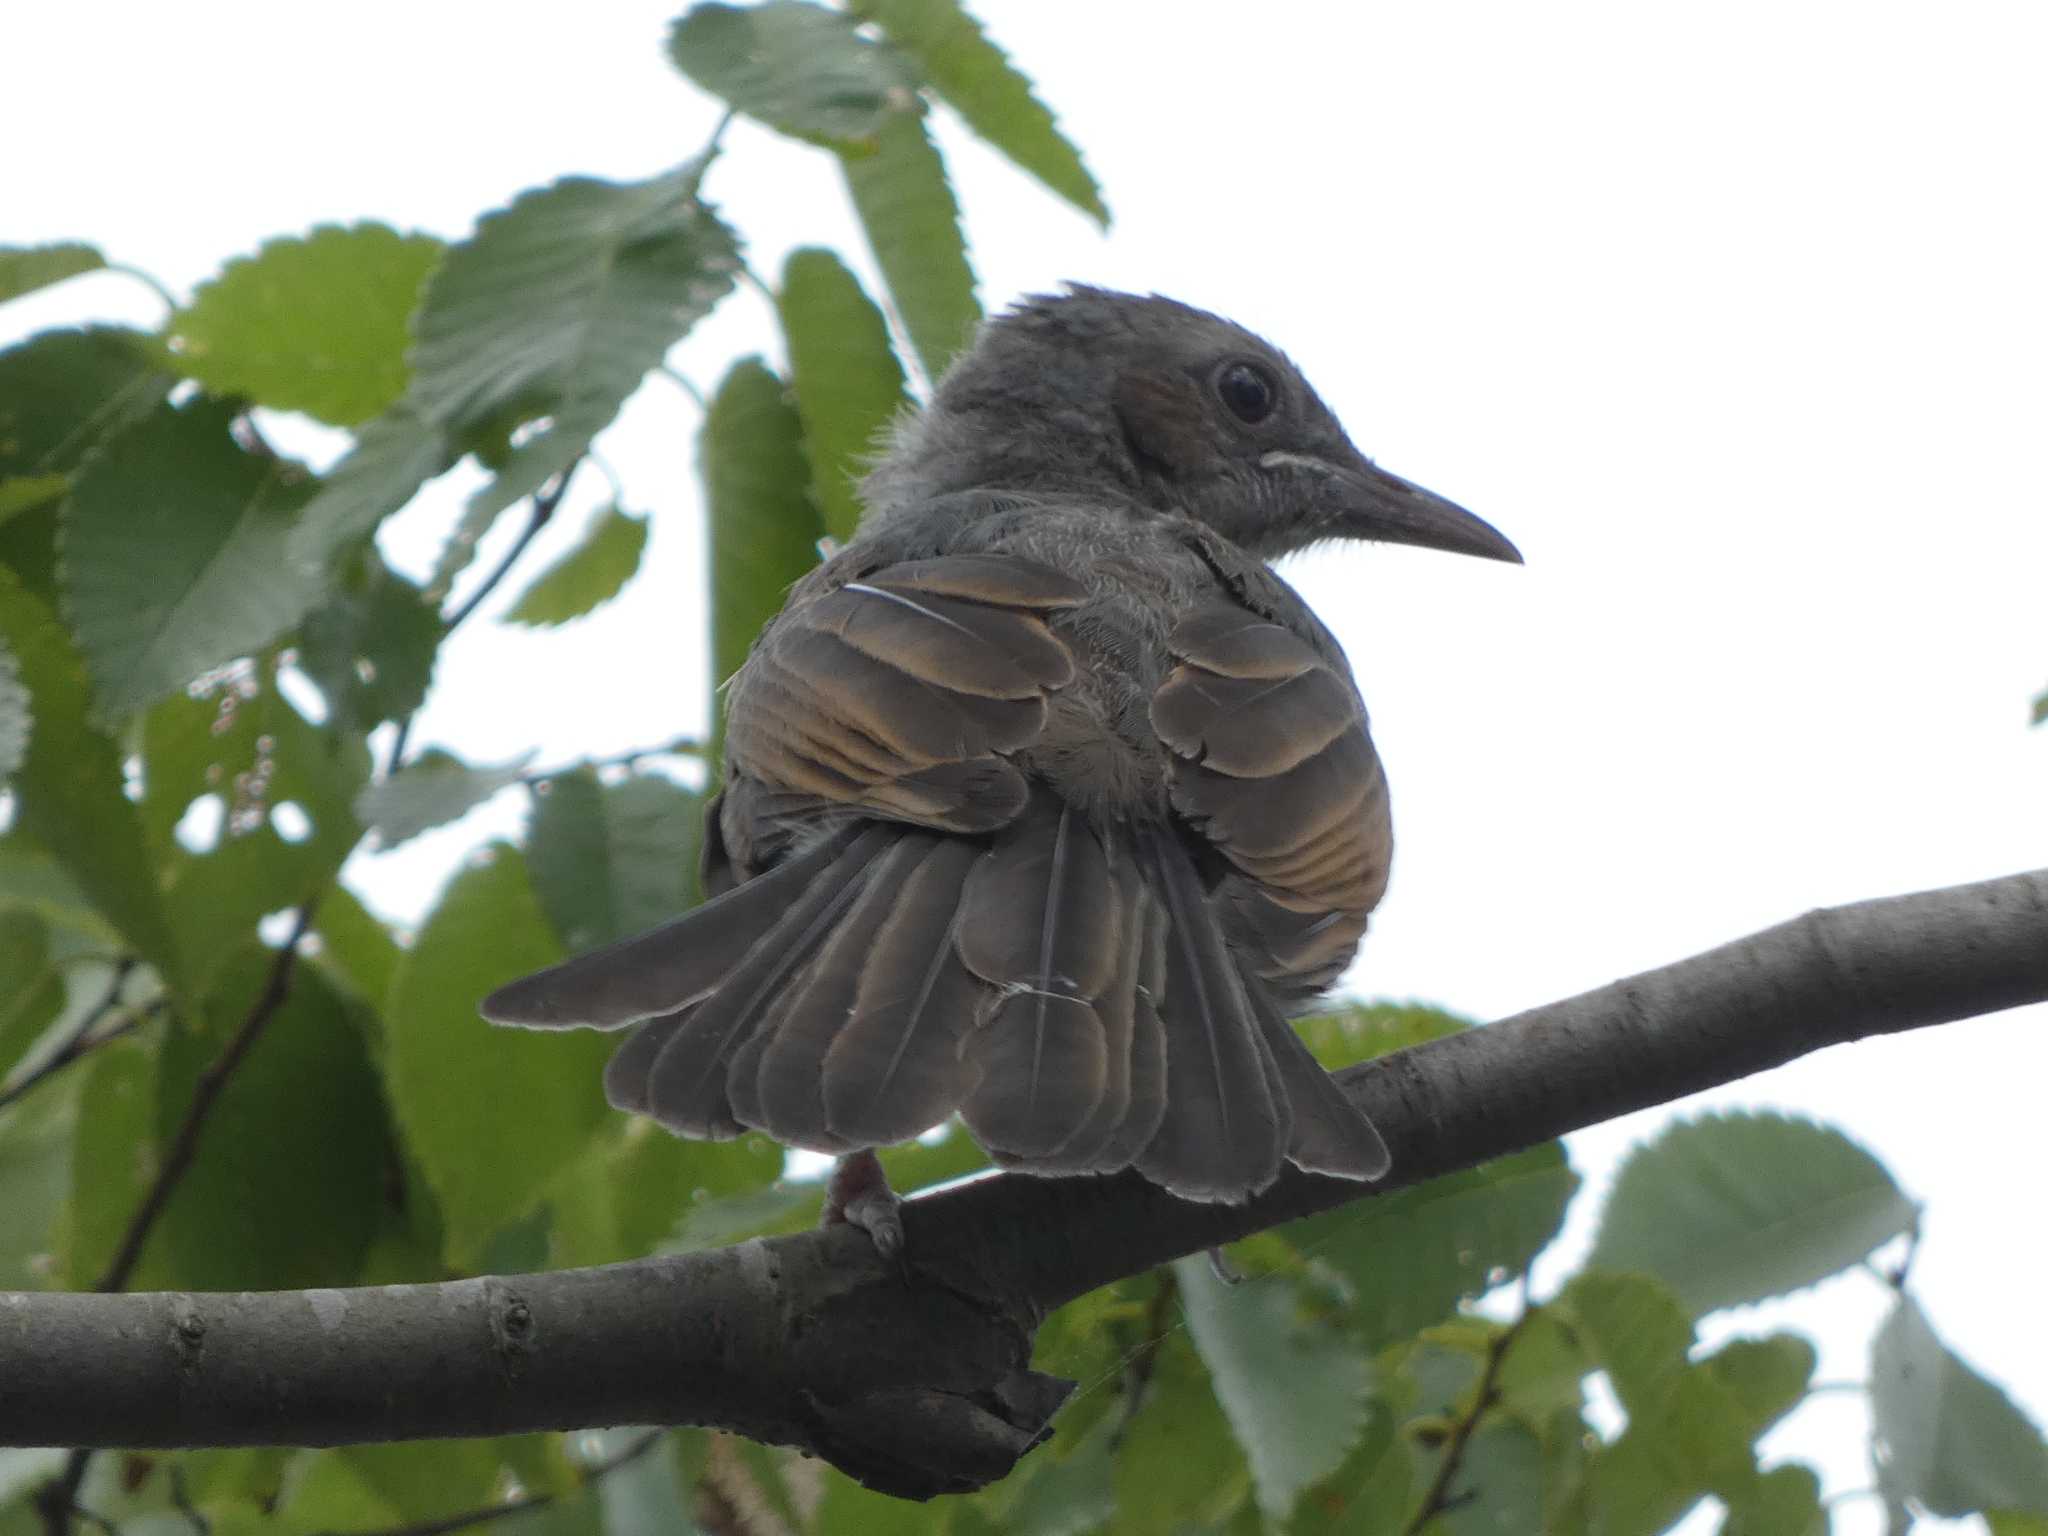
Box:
(1302, 452), (1522, 564)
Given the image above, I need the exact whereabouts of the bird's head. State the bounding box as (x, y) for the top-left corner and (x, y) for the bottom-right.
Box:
(865, 285), (1520, 564)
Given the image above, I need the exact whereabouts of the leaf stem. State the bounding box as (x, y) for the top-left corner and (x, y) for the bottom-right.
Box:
(0, 959), (143, 1112)
(349, 1428), (667, 1536)
(1400, 1310), (1533, 1536)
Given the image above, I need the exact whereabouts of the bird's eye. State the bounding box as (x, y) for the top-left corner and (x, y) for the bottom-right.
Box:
(1215, 361), (1278, 424)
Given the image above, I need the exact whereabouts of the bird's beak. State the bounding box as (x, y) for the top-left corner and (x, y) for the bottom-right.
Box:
(1268, 450), (1522, 563)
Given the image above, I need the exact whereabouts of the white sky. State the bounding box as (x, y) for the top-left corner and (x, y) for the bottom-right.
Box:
(8, 4), (2048, 1531)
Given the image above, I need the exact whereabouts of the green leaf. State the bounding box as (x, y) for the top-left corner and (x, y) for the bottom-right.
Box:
(1283, 1142), (1577, 1352)
(1113, 1324), (1250, 1536)
(814, 1467), (948, 1536)
(855, 0), (1108, 225)
(778, 248), (909, 542)
(0, 475), (68, 525)
(0, 628), (27, 787)
(0, 910), (63, 1081)
(668, 1), (919, 143)
(168, 225), (443, 427)
(0, 1074), (77, 1288)
(387, 846), (612, 1266)
(294, 549), (443, 733)
(63, 1035), (156, 1287)
(548, 1118), (781, 1269)
(839, 107), (980, 381)
(1294, 1000), (1472, 1069)
(310, 884), (403, 1013)
(701, 357), (822, 734)
(1588, 1110), (1917, 1317)
(0, 327), (174, 482)
(0, 244), (107, 304)
(1176, 1255), (1371, 1523)
(1719, 1463), (1826, 1536)
(526, 769), (699, 954)
(356, 749), (530, 851)
(61, 396), (323, 722)
(338, 1441), (505, 1530)
(1702, 1334), (1815, 1439)
(2032, 686), (2048, 727)
(138, 954), (389, 1290)
(501, 504), (649, 626)
(285, 407), (452, 572)
(140, 666), (369, 992)
(1872, 1294), (2048, 1518)
(0, 570), (179, 985)
(409, 164), (740, 550)
(1287, 1400), (1406, 1535)
(1992, 1512), (2048, 1536)
(1429, 1423), (1547, 1536)
(1565, 1272), (1767, 1534)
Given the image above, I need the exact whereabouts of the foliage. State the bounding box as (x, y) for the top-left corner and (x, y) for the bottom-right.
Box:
(1, 3), (2041, 1534)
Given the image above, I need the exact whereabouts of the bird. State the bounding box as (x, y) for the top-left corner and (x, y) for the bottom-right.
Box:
(482, 286), (1519, 1243)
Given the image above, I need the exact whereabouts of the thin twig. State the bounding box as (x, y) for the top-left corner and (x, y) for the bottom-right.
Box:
(335, 1429), (667, 1536)
(0, 959), (139, 1113)
(442, 464), (582, 634)
(518, 737), (704, 786)
(1401, 1311), (1533, 1535)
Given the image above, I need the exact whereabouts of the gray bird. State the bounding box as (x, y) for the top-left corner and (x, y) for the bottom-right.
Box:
(483, 287), (1518, 1228)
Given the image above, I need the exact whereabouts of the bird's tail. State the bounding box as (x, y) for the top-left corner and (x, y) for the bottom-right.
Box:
(482, 802), (1388, 1202)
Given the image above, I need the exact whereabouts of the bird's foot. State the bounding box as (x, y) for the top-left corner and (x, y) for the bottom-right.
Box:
(823, 1148), (905, 1262)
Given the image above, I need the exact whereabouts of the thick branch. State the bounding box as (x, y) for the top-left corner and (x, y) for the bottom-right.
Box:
(2, 868), (2042, 1497)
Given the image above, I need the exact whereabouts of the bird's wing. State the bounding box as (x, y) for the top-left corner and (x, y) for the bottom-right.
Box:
(719, 553), (1088, 858)
(1150, 597), (1393, 1002)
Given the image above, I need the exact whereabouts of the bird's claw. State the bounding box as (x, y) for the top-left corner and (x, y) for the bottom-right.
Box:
(824, 1149), (905, 1263)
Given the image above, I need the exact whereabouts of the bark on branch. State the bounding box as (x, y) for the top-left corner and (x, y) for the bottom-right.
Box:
(3, 868), (2043, 1499)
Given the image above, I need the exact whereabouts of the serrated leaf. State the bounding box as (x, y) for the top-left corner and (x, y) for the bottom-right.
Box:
(389, 846), (612, 1266)
(1719, 1463), (1827, 1536)
(1702, 1334), (1815, 1439)
(0, 244), (107, 304)
(1872, 1294), (2048, 1519)
(356, 749), (530, 850)
(778, 248), (909, 541)
(668, 1), (919, 143)
(411, 165), (739, 567)
(0, 570), (179, 985)
(169, 225), (443, 427)
(701, 357), (822, 734)
(286, 407), (452, 573)
(1283, 1142), (1577, 1352)
(855, 0), (1108, 224)
(0, 327), (174, 482)
(294, 549), (443, 733)
(501, 504), (648, 626)
(1588, 1111), (1917, 1317)
(61, 396), (324, 722)
(525, 769), (699, 954)
(840, 107), (980, 381)
(548, 1119), (781, 1269)
(137, 953), (388, 1291)
(1177, 1255), (1371, 1522)
(139, 667), (369, 995)
(1114, 1324), (1250, 1536)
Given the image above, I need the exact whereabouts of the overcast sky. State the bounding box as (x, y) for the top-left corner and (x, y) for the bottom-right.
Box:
(9, 4), (2048, 1530)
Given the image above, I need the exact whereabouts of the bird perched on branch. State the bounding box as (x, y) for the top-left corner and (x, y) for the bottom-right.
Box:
(484, 286), (1518, 1245)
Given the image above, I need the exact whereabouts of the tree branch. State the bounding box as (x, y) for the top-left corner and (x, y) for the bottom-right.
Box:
(2, 868), (2042, 1500)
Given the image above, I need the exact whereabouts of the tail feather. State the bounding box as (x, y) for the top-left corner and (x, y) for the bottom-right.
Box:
(823, 838), (987, 1143)
(1134, 826), (1287, 1201)
(480, 825), (860, 1029)
(636, 827), (891, 1137)
(487, 801), (1389, 1201)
